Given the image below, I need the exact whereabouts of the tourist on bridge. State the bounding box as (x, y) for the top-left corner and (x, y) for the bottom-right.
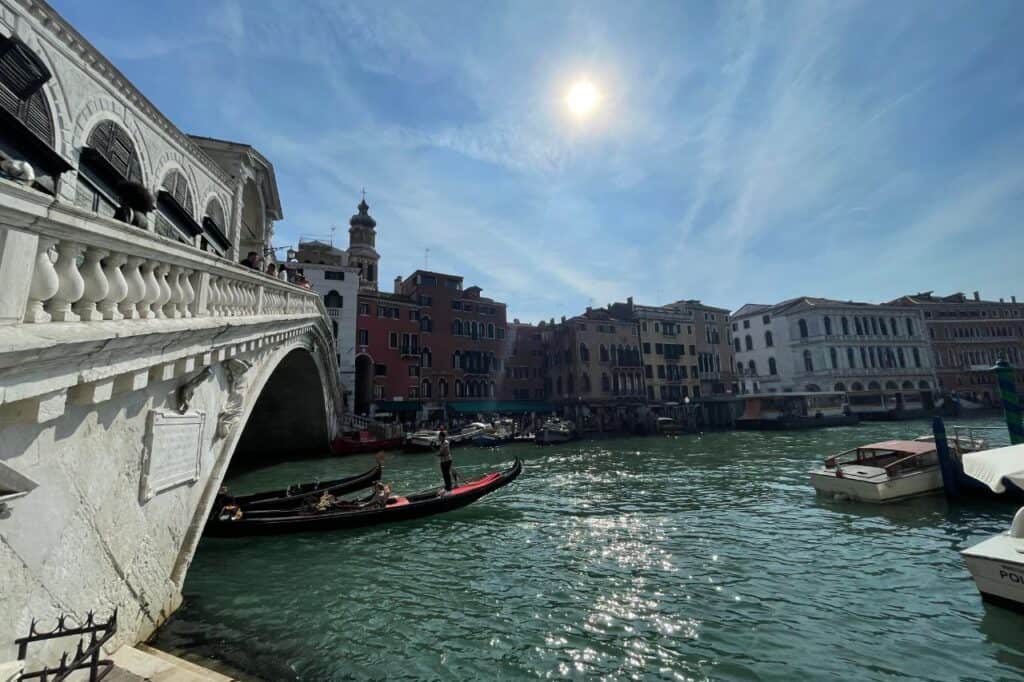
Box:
(240, 251), (262, 269)
(438, 431), (455, 494)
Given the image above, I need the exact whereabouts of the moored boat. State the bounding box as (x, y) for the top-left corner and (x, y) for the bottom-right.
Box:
(205, 459), (522, 536)
(656, 417), (684, 434)
(735, 392), (857, 430)
(226, 462), (382, 511)
(332, 431), (404, 455)
(962, 507), (1024, 612)
(536, 418), (576, 444)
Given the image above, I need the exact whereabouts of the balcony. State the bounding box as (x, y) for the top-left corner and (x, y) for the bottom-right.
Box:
(795, 366), (934, 379)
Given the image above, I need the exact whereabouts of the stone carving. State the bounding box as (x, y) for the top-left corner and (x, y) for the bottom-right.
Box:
(140, 409), (205, 502)
(176, 366), (213, 414)
(216, 358), (252, 439)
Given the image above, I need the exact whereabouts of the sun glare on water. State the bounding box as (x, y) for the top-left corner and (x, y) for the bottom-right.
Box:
(566, 79), (600, 118)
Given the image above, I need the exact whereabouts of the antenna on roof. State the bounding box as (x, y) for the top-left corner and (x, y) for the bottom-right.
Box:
(361, 187), (366, 202)
(330, 225), (336, 246)
(425, 247), (430, 269)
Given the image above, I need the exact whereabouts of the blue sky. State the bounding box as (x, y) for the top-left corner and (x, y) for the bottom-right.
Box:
(53, 0), (1024, 322)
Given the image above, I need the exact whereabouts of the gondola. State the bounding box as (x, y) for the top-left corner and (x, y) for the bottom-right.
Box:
(226, 462), (382, 511)
(205, 459), (522, 537)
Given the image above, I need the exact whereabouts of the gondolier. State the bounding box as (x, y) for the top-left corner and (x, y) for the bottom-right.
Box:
(438, 430), (454, 493)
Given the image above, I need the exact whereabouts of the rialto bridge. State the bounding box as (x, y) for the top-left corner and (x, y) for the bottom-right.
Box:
(0, 0), (344, 669)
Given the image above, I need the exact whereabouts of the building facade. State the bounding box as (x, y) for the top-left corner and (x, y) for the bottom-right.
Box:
(353, 288), (421, 414)
(890, 291), (1024, 404)
(731, 298), (936, 396)
(293, 239), (359, 397)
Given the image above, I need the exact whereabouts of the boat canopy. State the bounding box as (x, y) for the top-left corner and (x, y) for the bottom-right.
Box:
(860, 440), (936, 455)
(962, 443), (1024, 493)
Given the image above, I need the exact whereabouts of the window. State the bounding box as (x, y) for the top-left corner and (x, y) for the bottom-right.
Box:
(497, 327), (505, 340)
(657, 365), (666, 379)
(325, 271), (345, 280)
(824, 316), (832, 335)
(906, 318), (914, 336)
(601, 374), (610, 392)
(76, 120), (145, 222)
(408, 365), (420, 377)
(580, 343), (590, 361)
(642, 342), (651, 354)
(913, 347), (922, 368)
(860, 347), (868, 367)
(803, 350), (813, 372)
(600, 345), (609, 362)
(734, 338), (741, 353)
(645, 365), (653, 378)
(854, 318), (863, 335)
(762, 315), (770, 324)
(374, 364), (387, 376)
(324, 291), (343, 308)
(358, 329), (369, 345)
(656, 343), (664, 354)
(765, 331), (773, 347)
(154, 169), (201, 245)
(488, 323), (495, 339)
(420, 315), (432, 332)
(453, 319), (463, 335)
(798, 319), (808, 338)
(890, 317), (898, 336)
(748, 360), (757, 376)
(743, 319), (750, 329)
(841, 317), (849, 335)
(744, 335), (753, 351)
(870, 318), (879, 335)
(452, 351), (462, 369)
(830, 347), (838, 369)
(359, 302), (369, 315)
(879, 318), (888, 335)
(897, 348), (906, 368)
(389, 332), (398, 349)
(768, 357), (777, 375)
(847, 347), (855, 368)
(421, 348), (432, 368)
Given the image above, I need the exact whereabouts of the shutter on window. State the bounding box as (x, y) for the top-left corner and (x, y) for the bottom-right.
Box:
(0, 36), (51, 99)
(24, 91), (54, 145)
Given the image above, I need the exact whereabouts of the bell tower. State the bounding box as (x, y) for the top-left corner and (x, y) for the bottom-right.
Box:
(347, 193), (379, 291)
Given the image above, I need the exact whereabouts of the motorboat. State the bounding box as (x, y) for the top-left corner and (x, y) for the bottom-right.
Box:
(809, 438), (984, 503)
(735, 392), (858, 430)
(656, 417), (684, 434)
(536, 418), (576, 445)
(403, 422), (492, 452)
(221, 462), (381, 511)
(205, 459), (522, 536)
(962, 507), (1024, 612)
(472, 419), (516, 446)
(332, 431), (404, 455)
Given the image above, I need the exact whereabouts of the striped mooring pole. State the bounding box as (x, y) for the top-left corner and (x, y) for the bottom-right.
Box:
(992, 359), (1024, 445)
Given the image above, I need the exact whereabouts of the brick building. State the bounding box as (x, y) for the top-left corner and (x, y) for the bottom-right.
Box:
(353, 289), (421, 414)
(890, 291), (1024, 404)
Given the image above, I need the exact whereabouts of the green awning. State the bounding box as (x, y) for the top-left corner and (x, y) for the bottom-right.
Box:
(446, 400), (554, 415)
(374, 400), (422, 414)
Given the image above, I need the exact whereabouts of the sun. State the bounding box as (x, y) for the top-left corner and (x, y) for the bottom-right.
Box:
(566, 80), (600, 117)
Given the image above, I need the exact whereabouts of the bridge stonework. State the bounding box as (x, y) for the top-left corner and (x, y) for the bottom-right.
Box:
(0, 194), (342, 665)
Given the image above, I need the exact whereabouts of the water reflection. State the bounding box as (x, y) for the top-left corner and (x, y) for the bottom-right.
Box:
(155, 418), (1024, 680)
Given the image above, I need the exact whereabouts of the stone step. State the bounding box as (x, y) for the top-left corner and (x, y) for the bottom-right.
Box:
(110, 644), (236, 682)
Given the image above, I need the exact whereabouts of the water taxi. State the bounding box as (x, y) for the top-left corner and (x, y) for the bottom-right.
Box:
(536, 418), (576, 444)
(962, 507), (1024, 612)
(735, 392), (857, 430)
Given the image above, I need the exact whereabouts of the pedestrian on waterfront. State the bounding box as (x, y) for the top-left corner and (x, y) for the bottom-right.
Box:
(438, 431), (454, 493)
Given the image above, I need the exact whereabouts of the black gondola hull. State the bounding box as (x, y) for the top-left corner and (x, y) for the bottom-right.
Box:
(230, 462), (382, 510)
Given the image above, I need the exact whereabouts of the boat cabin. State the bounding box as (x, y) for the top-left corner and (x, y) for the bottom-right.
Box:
(738, 392), (849, 420)
(824, 440), (937, 476)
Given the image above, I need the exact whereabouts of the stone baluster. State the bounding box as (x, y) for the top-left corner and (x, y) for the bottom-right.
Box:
(179, 269), (195, 318)
(164, 265), (184, 319)
(247, 284), (256, 314)
(154, 264), (172, 319)
(98, 253), (128, 321)
(207, 276), (220, 317)
(24, 237), (59, 323)
(71, 247), (110, 321)
(219, 279), (231, 316)
(46, 241), (86, 322)
(119, 256), (145, 320)
(137, 260), (160, 319)
(228, 281), (240, 316)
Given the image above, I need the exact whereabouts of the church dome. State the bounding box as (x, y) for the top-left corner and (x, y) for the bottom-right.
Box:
(349, 198), (376, 228)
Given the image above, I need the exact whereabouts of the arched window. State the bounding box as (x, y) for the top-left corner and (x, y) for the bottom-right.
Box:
(870, 318), (879, 335)
(854, 318), (863, 335)
(734, 338), (741, 353)
(868, 381), (881, 390)
(580, 343), (590, 362)
(582, 374), (591, 392)
(830, 347), (838, 369)
(768, 357), (777, 375)
(902, 381), (914, 389)
(744, 334), (753, 351)
(798, 319), (809, 338)
(600, 345), (609, 362)
(765, 331), (773, 347)
(824, 316), (833, 335)
(455, 380), (464, 397)
(890, 318), (898, 336)
(803, 350), (814, 372)
(897, 348), (906, 368)
(471, 321), (479, 340)
(851, 382), (863, 391)
(490, 381), (496, 397)
(912, 347), (922, 367)
(0, 35), (69, 194)
(748, 360), (757, 375)
(601, 373), (611, 392)
(155, 169), (200, 244)
(453, 319), (463, 335)
(324, 290), (343, 308)
(201, 198), (230, 255)
(905, 318), (914, 336)
(841, 317), (849, 335)
(879, 318), (888, 335)
(422, 379), (431, 398)
(834, 382), (847, 392)
(78, 120), (145, 219)
(805, 384), (821, 392)
(885, 380), (898, 390)
(452, 351), (462, 369)
(488, 323), (495, 339)
(918, 380), (930, 390)
(421, 348), (432, 368)
(860, 347), (868, 368)
(420, 315), (432, 332)
(440, 378), (448, 397)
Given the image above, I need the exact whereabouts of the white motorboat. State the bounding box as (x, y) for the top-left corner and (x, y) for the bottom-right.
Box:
(404, 429), (442, 452)
(535, 418), (575, 445)
(962, 507), (1024, 611)
(809, 438), (987, 503)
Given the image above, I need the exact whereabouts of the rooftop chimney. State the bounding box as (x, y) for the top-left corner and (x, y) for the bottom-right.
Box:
(1000, 298), (1005, 303)
(394, 276), (402, 294)
(973, 291), (980, 301)
(561, 316), (566, 323)
(627, 296), (633, 305)
(1013, 296), (1018, 304)
(513, 318), (520, 324)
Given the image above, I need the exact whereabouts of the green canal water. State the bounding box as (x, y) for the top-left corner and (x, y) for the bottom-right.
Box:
(154, 418), (1024, 681)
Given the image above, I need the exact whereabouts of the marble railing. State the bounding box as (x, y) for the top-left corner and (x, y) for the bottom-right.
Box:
(0, 179), (322, 327)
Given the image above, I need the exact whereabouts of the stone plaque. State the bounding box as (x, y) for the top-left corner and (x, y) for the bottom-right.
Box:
(140, 409), (205, 502)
